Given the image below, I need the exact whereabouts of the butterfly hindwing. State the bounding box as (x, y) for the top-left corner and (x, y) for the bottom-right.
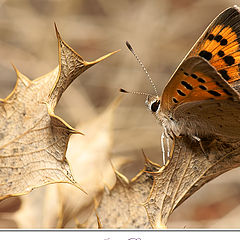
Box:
(173, 99), (240, 138)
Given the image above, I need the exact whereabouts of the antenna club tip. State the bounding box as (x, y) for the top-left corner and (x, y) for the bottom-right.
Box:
(125, 41), (133, 52)
(120, 88), (128, 93)
(125, 41), (159, 96)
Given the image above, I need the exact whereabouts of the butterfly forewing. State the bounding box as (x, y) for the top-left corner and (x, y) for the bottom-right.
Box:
(187, 6), (240, 86)
(161, 56), (240, 112)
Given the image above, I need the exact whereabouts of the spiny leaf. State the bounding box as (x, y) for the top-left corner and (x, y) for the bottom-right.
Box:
(144, 136), (240, 228)
(86, 156), (160, 229)
(0, 24), (118, 200)
(48, 24), (119, 108)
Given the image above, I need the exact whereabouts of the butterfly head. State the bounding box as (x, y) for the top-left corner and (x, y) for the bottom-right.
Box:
(145, 95), (161, 114)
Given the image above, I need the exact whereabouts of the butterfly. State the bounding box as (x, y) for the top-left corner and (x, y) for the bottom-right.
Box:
(122, 6), (240, 163)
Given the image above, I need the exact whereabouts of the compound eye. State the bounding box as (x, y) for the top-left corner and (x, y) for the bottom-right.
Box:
(151, 100), (160, 112)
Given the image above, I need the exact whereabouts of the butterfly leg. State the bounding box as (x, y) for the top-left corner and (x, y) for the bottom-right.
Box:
(160, 127), (172, 165)
(161, 132), (166, 165)
(166, 133), (170, 159)
(192, 135), (209, 159)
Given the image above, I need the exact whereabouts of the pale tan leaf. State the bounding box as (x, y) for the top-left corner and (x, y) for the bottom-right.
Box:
(56, 96), (125, 228)
(0, 25), (118, 200)
(144, 136), (240, 228)
(86, 156), (160, 229)
(12, 188), (48, 228)
(0, 196), (20, 228)
(11, 184), (60, 228)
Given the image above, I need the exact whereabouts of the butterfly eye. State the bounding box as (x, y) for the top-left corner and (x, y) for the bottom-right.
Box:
(151, 100), (160, 112)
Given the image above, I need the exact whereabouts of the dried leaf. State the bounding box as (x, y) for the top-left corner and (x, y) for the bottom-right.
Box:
(144, 136), (240, 228)
(12, 96), (125, 229)
(0, 25), (118, 200)
(86, 156), (160, 229)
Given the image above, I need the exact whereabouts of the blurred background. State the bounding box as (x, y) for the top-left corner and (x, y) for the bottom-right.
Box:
(0, 0), (240, 229)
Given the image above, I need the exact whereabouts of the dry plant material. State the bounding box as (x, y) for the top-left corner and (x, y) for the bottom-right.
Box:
(86, 135), (240, 229)
(0, 24), (118, 200)
(11, 98), (125, 229)
(144, 136), (240, 228)
(86, 157), (159, 229)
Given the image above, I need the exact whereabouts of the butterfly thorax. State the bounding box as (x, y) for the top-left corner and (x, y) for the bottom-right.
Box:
(145, 95), (221, 138)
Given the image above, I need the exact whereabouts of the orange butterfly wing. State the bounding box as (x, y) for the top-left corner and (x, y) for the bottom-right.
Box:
(187, 6), (240, 87)
(161, 56), (240, 112)
(161, 6), (240, 113)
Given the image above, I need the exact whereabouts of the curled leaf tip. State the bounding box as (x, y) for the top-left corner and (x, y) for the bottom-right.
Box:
(70, 129), (85, 136)
(141, 149), (161, 169)
(115, 169), (129, 184)
(11, 63), (20, 76)
(54, 22), (60, 39)
(86, 49), (121, 66)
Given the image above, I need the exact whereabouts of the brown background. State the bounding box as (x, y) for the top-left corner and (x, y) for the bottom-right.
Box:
(0, 0), (240, 228)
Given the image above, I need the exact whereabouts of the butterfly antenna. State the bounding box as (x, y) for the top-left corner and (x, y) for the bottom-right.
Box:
(120, 88), (152, 97)
(126, 41), (159, 96)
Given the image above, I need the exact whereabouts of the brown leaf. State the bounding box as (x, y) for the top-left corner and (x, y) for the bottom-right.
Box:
(0, 24), (118, 200)
(86, 156), (160, 229)
(144, 136), (240, 228)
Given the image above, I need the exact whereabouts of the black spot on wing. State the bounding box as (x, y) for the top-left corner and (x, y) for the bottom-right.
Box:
(199, 85), (207, 90)
(223, 55), (235, 66)
(173, 98), (178, 103)
(181, 81), (193, 90)
(207, 34), (214, 40)
(218, 69), (231, 81)
(215, 81), (223, 88)
(214, 34), (223, 42)
(220, 38), (228, 46)
(222, 88), (233, 96)
(208, 90), (221, 96)
(177, 89), (186, 96)
(191, 74), (198, 79)
(197, 77), (206, 83)
(199, 50), (212, 61)
(218, 50), (225, 57)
